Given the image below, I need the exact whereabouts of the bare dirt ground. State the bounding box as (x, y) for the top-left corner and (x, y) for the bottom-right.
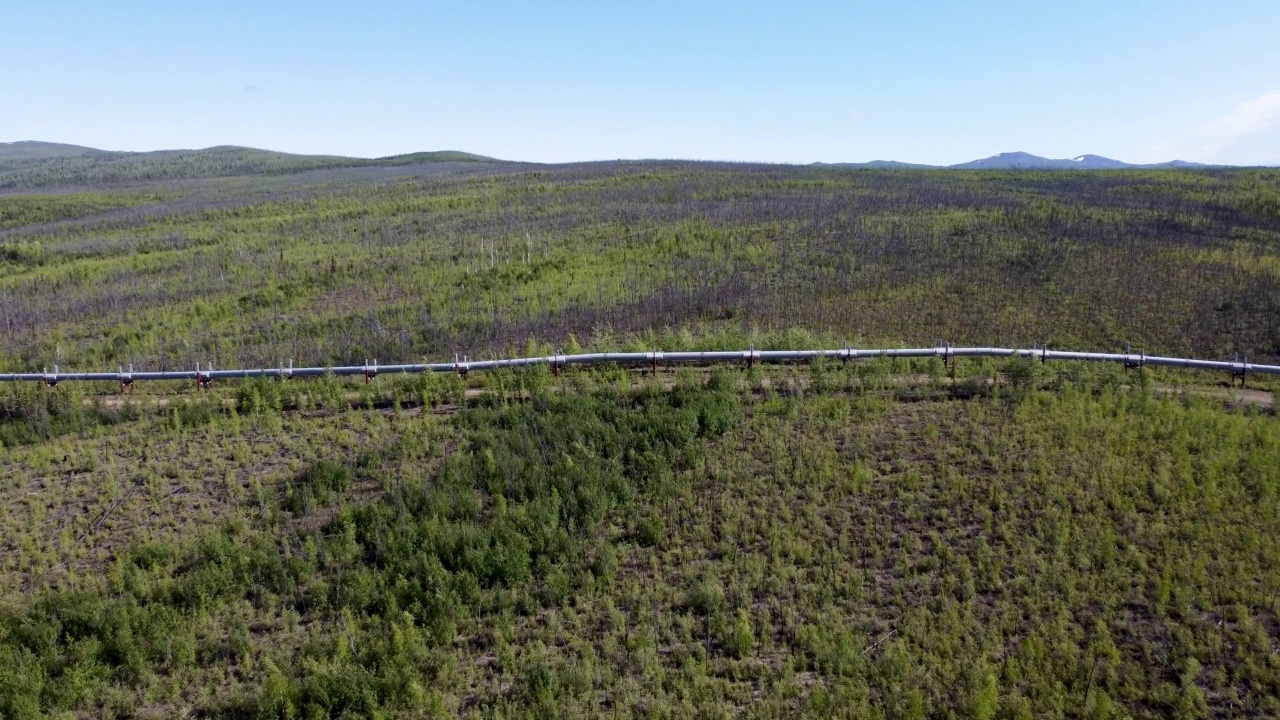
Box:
(1156, 384), (1273, 409)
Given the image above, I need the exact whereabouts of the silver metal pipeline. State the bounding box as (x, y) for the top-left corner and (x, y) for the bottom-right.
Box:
(0, 346), (1275, 387)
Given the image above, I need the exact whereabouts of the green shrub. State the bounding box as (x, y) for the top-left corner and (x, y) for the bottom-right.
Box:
(285, 461), (353, 515)
(724, 608), (755, 658)
(634, 514), (665, 548)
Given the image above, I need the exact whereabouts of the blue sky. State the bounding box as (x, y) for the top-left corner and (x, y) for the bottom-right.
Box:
(3, 1), (1279, 165)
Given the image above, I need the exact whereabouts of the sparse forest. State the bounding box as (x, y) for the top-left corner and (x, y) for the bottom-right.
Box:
(3, 163), (1280, 376)
(1, 158), (1279, 718)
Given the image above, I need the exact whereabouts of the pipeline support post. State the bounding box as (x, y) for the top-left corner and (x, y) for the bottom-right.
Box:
(196, 362), (213, 390)
(1124, 348), (1143, 373)
(1233, 356), (1248, 388)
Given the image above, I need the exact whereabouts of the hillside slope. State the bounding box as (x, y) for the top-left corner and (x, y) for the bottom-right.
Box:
(0, 144), (503, 189)
(2, 164), (1278, 374)
(0, 141), (112, 161)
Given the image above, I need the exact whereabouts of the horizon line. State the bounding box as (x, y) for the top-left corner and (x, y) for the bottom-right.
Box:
(3, 139), (1275, 168)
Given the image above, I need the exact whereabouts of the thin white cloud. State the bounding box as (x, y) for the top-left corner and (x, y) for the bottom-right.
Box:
(1202, 90), (1280, 139)
(1154, 90), (1280, 163)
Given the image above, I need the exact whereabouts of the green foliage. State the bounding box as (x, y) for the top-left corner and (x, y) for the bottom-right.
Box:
(0, 590), (189, 714)
(284, 461), (353, 515)
(633, 513), (665, 547)
(3, 156), (1280, 717)
(0, 383), (131, 447)
(0, 240), (43, 266)
(236, 377), (286, 415)
(999, 354), (1043, 394)
(2, 373), (1280, 717)
(5, 165), (1280, 374)
(0, 192), (163, 229)
(725, 608), (755, 658)
(343, 381), (738, 597)
(0, 376), (745, 717)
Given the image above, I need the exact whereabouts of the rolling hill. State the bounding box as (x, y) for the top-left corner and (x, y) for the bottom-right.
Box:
(0, 140), (113, 161)
(2, 141), (1232, 188)
(0, 143), (504, 190)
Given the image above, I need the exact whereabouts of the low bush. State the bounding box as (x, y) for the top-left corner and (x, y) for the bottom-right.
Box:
(284, 460), (353, 515)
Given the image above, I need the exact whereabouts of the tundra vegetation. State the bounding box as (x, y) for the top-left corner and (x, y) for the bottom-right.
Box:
(2, 162), (1279, 372)
(1, 157), (1278, 718)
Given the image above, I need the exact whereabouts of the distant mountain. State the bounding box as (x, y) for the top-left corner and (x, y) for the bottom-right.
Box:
(811, 160), (936, 170)
(0, 143), (504, 190)
(1153, 159), (1215, 169)
(949, 152), (1215, 170)
(815, 152), (1223, 170)
(950, 151), (1069, 170)
(1064, 154), (1132, 169)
